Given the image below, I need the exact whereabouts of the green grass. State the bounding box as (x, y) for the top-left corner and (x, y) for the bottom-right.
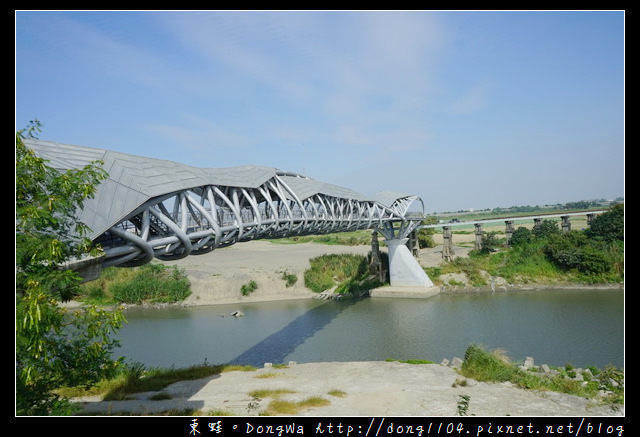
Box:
(79, 263), (191, 305)
(272, 230), (372, 246)
(264, 397), (330, 415)
(460, 344), (624, 409)
(303, 253), (386, 294)
(248, 388), (296, 398)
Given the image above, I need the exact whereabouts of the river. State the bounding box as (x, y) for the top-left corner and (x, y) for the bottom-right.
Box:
(114, 288), (624, 370)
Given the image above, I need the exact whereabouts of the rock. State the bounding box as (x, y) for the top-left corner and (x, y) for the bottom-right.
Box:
(451, 357), (464, 368)
(522, 357), (535, 370)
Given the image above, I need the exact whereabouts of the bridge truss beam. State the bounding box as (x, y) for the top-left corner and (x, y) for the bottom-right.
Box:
(96, 175), (421, 269)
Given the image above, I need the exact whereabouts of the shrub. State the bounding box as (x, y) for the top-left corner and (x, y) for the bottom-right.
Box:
(461, 344), (517, 382)
(532, 220), (561, 239)
(586, 203), (624, 242)
(303, 253), (381, 294)
(509, 227), (532, 246)
(281, 272), (298, 287)
(107, 264), (191, 304)
(241, 280), (258, 296)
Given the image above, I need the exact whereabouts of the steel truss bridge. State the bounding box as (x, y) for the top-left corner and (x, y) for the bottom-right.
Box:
(24, 139), (426, 275)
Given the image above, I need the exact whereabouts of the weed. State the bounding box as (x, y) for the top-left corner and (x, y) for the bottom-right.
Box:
(265, 397), (330, 415)
(248, 388), (296, 398)
(254, 372), (283, 379)
(247, 397), (261, 414)
(456, 394), (473, 416)
(241, 280), (258, 296)
(281, 271), (298, 287)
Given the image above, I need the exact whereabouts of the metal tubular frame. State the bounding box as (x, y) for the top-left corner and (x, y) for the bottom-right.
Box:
(98, 173), (420, 268)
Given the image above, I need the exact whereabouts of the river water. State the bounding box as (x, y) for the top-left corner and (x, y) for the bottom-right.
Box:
(114, 288), (624, 370)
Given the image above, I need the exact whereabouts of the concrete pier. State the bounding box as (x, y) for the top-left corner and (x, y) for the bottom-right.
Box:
(386, 238), (434, 287)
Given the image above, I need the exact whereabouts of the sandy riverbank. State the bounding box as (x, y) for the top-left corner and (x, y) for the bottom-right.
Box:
(75, 360), (622, 416)
(159, 238), (619, 308)
(162, 239), (473, 307)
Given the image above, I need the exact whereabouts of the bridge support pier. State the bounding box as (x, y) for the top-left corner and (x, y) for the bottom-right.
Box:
(442, 226), (455, 261)
(474, 223), (484, 251)
(504, 220), (515, 246)
(369, 221), (439, 298)
(561, 215), (571, 233)
(369, 231), (387, 283)
(385, 238), (434, 287)
(407, 230), (420, 258)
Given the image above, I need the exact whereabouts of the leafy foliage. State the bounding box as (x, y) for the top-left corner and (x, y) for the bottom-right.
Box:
(462, 206), (623, 284)
(241, 280), (258, 296)
(586, 203), (624, 242)
(16, 121), (125, 415)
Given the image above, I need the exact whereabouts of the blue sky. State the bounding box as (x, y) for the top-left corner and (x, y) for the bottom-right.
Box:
(15, 10), (624, 213)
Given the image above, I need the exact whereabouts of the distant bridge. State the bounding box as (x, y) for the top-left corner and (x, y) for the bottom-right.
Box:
(418, 210), (607, 260)
(24, 139), (432, 288)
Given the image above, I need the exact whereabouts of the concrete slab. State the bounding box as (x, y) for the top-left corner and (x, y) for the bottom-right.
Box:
(369, 285), (440, 299)
(73, 361), (621, 416)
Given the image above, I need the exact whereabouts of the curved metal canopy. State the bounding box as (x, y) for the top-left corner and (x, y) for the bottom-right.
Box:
(24, 139), (424, 268)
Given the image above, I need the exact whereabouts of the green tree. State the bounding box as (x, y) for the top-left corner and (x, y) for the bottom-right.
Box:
(509, 227), (533, 247)
(16, 120), (125, 415)
(586, 203), (624, 242)
(479, 232), (501, 254)
(532, 219), (561, 239)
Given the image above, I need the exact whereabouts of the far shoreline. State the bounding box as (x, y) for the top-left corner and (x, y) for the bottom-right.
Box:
(109, 282), (623, 312)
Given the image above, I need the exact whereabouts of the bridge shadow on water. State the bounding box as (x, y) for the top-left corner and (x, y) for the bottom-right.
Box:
(230, 298), (360, 367)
